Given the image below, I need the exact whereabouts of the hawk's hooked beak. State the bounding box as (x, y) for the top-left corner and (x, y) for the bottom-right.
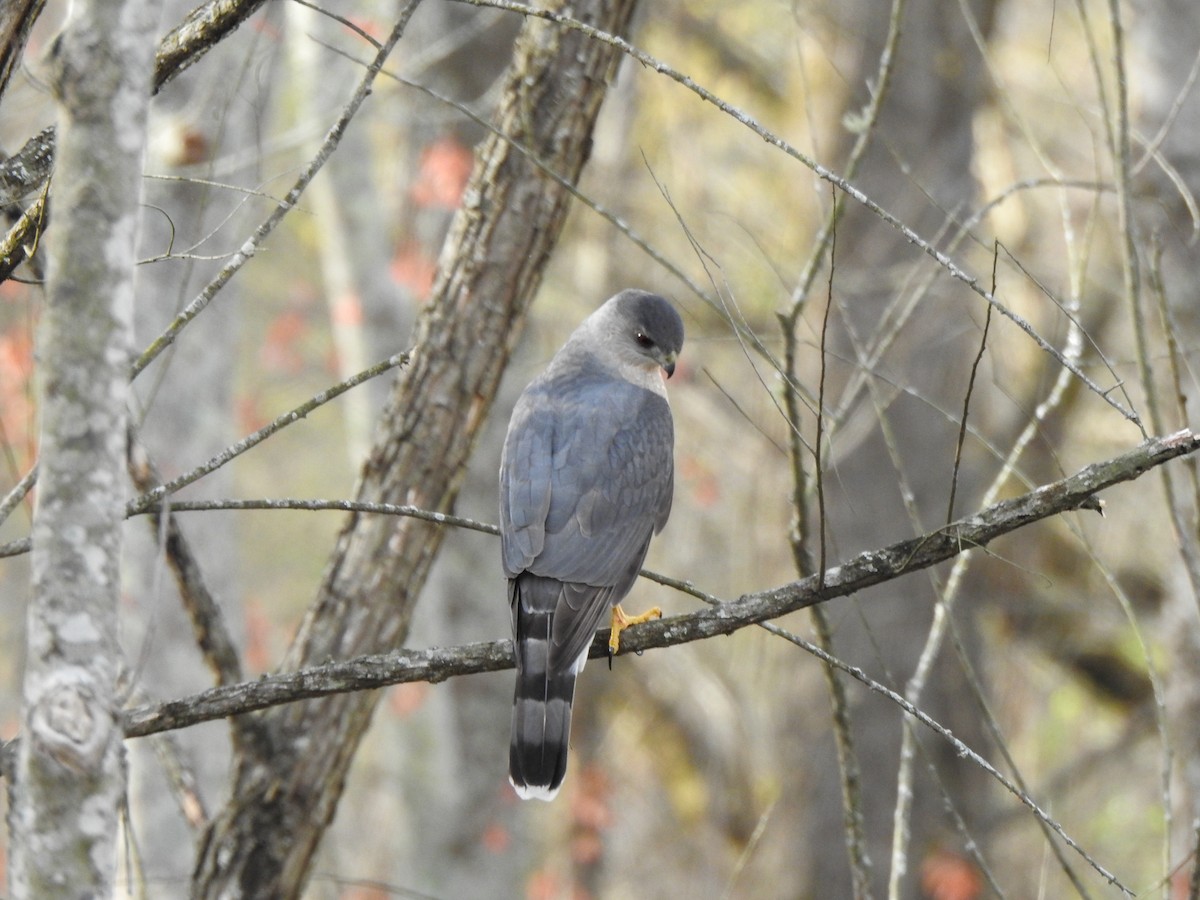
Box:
(663, 352), (677, 378)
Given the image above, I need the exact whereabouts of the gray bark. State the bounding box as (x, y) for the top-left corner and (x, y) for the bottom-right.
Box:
(380, 4), (524, 895)
(7, 0), (162, 894)
(191, 1), (640, 895)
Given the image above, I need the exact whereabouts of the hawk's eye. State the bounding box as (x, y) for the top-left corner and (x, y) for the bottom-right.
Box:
(634, 332), (655, 349)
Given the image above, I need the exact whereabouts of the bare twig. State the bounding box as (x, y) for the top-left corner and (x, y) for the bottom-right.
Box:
(139, 498), (499, 536)
(455, 0), (1140, 426)
(114, 430), (1196, 730)
(816, 201), (834, 585)
(783, 0), (907, 323)
(0, 461), (36, 528)
(126, 353), (408, 516)
(131, 20), (409, 379)
(946, 252), (995, 524)
(126, 430), (243, 689)
(1098, 0), (1147, 440)
(809, 198), (873, 899)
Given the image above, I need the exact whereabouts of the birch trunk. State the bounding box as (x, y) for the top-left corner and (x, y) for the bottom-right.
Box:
(7, 0), (161, 895)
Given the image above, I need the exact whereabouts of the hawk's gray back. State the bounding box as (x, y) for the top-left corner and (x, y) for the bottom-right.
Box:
(500, 289), (683, 800)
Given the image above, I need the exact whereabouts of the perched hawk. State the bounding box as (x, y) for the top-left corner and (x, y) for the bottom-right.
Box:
(499, 289), (684, 800)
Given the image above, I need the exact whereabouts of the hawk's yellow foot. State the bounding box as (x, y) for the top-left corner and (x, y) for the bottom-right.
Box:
(608, 603), (663, 655)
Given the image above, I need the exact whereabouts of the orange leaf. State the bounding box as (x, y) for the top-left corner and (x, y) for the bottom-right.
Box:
(481, 821), (511, 854)
(387, 682), (428, 718)
(410, 137), (474, 210)
(920, 848), (983, 900)
(389, 243), (437, 301)
(260, 310), (309, 374)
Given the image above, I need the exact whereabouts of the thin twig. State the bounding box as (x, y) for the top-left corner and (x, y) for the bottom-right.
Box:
(126, 429), (243, 689)
(783, 0), (907, 324)
(455, 0), (1139, 426)
(810, 196), (872, 898)
(140, 498), (499, 536)
(816, 196), (833, 586)
(946, 248), (995, 524)
(0, 490), (482, 562)
(131, 14), (412, 379)
(0, 462), (36, 528)
(126, 353), (408, 516)
(1099, 0), (1147, 440)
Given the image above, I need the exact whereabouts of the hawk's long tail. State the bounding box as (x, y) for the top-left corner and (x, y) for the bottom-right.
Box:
(509, 578), (583, 801)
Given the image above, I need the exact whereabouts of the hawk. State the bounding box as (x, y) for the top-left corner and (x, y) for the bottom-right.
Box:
(499, 289), (684, 800)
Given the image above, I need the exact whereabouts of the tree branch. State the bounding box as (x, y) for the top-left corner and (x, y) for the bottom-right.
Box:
(190, 0), (642, 893)
(126, 429), (243, 689)
(0, 0), (272, 282)
(153, 0), (272, 93)
(457, 0), (1140, 426)
(119, 429), (1198, 739)
(0, 0), (46, 104)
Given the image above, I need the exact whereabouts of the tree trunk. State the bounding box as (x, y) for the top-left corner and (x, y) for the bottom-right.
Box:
(7, 0), (162, 895)
(359, 4), (526, 894)
(191, 1), (639, 896)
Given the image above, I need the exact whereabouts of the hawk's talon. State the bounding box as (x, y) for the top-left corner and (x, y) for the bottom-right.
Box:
(608, 603), (662, 656)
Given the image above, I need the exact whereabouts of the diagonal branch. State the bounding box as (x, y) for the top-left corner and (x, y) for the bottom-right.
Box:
(457, 0), (1140, 427)
(120, 429), (1198, 738)
(190, 1), (643, 894)
(0, 0), (272, 281)
(0, 0), (46, 104)
(153, 0), (272, 93)
(126, 428), (243, 689)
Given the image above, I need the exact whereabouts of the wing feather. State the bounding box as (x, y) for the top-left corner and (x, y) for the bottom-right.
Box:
(500, 367), (674, 671)
(531, 381), (673, 585)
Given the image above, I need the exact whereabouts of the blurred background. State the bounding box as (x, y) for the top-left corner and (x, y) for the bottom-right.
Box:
(2, 0), (1198, 897)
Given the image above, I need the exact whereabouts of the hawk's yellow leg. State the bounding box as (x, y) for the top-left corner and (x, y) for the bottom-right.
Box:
(608, 604), (663, 655)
